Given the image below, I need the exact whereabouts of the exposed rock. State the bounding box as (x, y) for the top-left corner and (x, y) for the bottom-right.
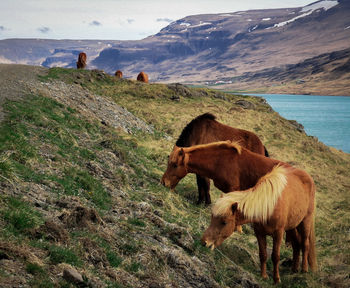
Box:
(162, 247), (221, 288)
(167, 83), (193, 98)
(29, 80), (154, 135)
(235, 100), (256, 110)
(63, 268), (84, 285)
(288, 119), (304, 132)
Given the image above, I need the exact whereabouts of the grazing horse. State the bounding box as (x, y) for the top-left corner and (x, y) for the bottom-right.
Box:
(115, 70), (123, 78)
(165, 113), (268, 205)
(137, 71), (149, 83)
(201, 163), (316, 284)
(76, 52), (87, 69)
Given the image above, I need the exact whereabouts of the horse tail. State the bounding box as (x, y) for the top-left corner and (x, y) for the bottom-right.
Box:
(264, 146), (269, 157)
(308, 211), (317, 272)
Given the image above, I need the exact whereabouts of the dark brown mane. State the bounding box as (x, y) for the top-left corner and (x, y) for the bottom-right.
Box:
(176, 113), (216, 147)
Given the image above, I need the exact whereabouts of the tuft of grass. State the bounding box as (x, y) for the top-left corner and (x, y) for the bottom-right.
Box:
(1, 197), (43, 234)
(127, 217), (146, 227)
(48, 245), (82, 266)
(106, 251), (123, 268)
(125, 261), (142, 273)
(26, 262), (44, 275)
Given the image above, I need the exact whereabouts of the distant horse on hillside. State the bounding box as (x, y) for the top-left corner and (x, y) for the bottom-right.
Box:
(162, 113), (268, 204)
(76, 52), (87, 69)
(115, 70), (123, 78)
(137, 71), (148, 83)
(201, 153), (316, 283)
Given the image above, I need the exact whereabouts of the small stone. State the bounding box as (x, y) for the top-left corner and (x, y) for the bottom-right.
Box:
(63, 268), (84, 285)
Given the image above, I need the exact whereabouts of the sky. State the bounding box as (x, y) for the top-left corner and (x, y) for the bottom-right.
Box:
(0, 0), (315, 40)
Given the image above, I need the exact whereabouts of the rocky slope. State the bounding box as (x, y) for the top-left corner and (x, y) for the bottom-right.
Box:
(0, 64), (349, 287)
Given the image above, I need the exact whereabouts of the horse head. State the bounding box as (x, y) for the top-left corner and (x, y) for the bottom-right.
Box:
(201, 202), (239, 250)
(161, 146), (188, 190)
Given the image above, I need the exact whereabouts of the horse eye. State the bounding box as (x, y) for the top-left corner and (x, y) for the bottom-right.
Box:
(222, 221), (227, 225)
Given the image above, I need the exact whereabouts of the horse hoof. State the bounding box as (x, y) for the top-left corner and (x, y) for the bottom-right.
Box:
(292, 268), (299, 273)
(273, 278), (281, 284)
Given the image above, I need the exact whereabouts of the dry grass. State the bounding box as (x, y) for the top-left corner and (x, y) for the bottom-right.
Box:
(2, 67), (348, 287)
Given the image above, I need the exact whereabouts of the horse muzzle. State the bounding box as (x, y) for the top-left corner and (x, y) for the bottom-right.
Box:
(201, 238), (216, 250)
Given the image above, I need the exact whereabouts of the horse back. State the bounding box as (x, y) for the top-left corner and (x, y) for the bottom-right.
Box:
(194, 120), (265, 155)
(273, 167), (315, 230)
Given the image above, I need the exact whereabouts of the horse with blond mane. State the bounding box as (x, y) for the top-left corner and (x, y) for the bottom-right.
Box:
(175, 141), (316, 283)
(164, 113), (268, 204)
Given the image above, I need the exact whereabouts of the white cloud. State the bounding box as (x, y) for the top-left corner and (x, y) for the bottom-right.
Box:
(0, 0), (315, 40)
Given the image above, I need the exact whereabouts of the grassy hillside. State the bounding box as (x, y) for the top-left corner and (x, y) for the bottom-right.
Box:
(0, 67), (349, 287)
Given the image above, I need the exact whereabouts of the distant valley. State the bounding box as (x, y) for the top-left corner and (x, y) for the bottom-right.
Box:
(0, 0), (349, 95)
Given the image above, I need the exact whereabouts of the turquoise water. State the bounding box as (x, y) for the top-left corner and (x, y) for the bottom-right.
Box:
(249, 94), (350, 153)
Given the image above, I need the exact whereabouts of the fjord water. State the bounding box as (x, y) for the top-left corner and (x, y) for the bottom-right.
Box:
(251, 94), (350, 153)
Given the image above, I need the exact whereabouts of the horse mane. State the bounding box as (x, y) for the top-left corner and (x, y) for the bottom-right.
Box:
(176, 113), (216, 147)
(212, 165), (288, 223)
(185, 140), (242, 155)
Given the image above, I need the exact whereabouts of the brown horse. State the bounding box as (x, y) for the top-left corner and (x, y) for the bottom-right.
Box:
(137, 71), (148, 83)
(115, 70), (123, 78)
(166, 113), (268, 204)
(76, 52), (87, 69)
(201, 162), (316, 284)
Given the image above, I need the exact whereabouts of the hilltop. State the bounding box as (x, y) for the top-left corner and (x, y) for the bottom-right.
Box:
(0, 64), (349, 287)
(0, 0), (350, 95)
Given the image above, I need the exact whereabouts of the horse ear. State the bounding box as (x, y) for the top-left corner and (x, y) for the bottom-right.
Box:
(231, 203), (238, 213)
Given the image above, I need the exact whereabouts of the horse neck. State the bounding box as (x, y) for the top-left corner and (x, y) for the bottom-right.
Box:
(185, 147), (228, 180)
(236, 149), (278, 190)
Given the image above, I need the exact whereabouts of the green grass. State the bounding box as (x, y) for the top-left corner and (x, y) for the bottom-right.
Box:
(106, 251), (123, 268)
(0, 94), (111, 210)
(49, 245), (82, 266)
(1, 197), (43, 234)
(0, 67), (349, 287)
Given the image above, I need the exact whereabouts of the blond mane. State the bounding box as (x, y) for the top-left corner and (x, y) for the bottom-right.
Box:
(212, 165), (288, 223)
(184, 140), (242, 155)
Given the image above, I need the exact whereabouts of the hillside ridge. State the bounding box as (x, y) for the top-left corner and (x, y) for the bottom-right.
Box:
(0, 65), (349, 287)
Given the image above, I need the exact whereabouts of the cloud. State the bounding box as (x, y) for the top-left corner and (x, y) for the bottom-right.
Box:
(127, 19), (135, 24)
(37, 26), (50, 34)
(156, 18), (173, 23)
(89, 20), (102, 26)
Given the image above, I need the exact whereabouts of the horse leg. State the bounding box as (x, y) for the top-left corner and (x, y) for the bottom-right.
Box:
(272, 229), (284, 283)
(286, 229), (301, 273)
(255, 230), (268, 279)
(196, 175), (211, 205)
(298, 217), (312, 273)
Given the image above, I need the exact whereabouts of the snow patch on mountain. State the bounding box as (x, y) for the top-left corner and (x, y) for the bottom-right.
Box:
(301, 0), (338, 13)
(269, 0), (338, 29)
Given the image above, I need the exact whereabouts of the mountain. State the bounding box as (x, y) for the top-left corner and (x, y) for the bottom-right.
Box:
(0, 0), (349, 94)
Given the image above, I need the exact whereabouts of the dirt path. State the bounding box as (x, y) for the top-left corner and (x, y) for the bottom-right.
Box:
(0, 64), (47, 122)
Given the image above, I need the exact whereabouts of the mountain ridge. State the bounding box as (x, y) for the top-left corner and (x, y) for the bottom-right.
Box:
(0, 0), (349, 95)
